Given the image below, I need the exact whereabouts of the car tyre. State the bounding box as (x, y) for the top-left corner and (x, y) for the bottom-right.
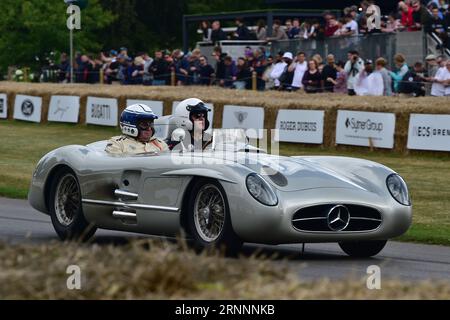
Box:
(339, 240), (387, 258)
(49, 168), (96, 241)
(186, 178), (243, 256)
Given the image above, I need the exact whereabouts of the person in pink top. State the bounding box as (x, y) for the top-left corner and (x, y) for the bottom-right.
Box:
(327, 61), (348, 94)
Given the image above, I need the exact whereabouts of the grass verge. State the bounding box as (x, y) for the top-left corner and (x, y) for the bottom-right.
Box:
(0, 240), (449, 299)
(0, 121), (449, 245)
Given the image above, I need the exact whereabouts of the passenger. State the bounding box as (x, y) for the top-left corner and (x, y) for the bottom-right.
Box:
(169, 98), (213, 151)
(106, 104), (169, 155)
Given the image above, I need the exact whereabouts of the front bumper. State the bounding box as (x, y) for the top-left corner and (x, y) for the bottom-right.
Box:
(225, 185), (412, 245)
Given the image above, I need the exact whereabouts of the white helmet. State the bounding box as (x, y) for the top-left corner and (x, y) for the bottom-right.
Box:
(120, 104), (158, 138)
(174, 98), (211, 131)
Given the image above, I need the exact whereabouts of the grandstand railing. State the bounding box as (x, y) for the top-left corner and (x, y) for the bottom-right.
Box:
(197, 31), (427, 68)
(427, 32), (450, 60)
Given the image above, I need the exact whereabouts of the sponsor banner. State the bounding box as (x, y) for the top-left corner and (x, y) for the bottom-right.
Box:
(13, 94), (42, 123)
(172, 101), (215, 131)
(222, 105), (265, 139)
(0, 94), (7, 119)
(407, 114), (450, 152)
(86, 97), (118, 126)
(274, 110), (325, 144)
(126, 99), (164, 117)
(336, 110), (396, 149)
(48, 96), (80, 123)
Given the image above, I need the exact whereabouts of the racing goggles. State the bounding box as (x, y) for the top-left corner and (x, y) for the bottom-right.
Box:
(191, 112), (206, 120)
(137, 120), (155, 131)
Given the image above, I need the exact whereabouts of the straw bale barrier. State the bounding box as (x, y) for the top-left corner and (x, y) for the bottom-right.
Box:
(1, 82), (449, 153)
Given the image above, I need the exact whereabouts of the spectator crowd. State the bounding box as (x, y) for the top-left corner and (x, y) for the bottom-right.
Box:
(52, 0), (450, 97)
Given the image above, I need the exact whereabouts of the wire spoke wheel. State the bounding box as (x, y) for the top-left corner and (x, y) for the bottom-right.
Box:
(194, 184), (225, 243)
(54, 174), (80, 227)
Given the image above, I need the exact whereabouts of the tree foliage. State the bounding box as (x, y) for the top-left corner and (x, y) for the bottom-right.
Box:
(99, 0), (187, 54)
(0, 0), (268, 71)
(0, 0), (114, 70)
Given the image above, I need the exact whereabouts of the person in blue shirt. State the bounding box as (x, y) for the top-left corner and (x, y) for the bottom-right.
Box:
(288, 19), (301, 39)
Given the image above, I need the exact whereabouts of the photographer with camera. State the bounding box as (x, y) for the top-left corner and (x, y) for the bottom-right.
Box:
(344, 50), (364, 96)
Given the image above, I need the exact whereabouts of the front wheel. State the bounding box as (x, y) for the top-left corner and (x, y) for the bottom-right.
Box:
(186, 179), (242, 255)
(339, 240), (387, 258)
(49, 168), (96, 241)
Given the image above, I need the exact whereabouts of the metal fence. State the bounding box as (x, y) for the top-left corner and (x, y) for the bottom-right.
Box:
(271, 33), (399, 67)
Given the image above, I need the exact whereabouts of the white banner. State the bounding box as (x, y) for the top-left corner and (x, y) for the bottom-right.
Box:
(172, 101), (214, 131)
(407, 114), (450, 152)
(13, 95), (42, 123)
(336, 110), (396, 149)
(222, 105), (265, 139)
(127, 99), (164, 117)
(274, 110), (325, 144)
(48, 96), (80, 123)
(86, 97), (118, 126)
(0, 94), (7, 119)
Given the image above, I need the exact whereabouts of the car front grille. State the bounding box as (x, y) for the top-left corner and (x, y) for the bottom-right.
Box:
(292, 204), (382, 232)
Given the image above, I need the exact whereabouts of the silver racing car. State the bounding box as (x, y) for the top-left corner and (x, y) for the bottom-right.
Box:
(28, 129), (412, 257)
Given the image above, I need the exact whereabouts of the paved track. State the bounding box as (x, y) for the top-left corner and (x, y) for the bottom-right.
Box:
(1, 197), (449, 282)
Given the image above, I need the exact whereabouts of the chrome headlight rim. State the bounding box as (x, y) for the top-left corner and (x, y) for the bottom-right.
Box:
(246, 173), (278, 207)
(386, 173), (411, 206)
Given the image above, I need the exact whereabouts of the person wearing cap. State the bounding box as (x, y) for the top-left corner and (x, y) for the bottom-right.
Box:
(109, 50), (118, 59)
(425, 54), (440, 78)
(104, 50), (120, 84)
(354, 59), (384, 96)
(116, 54), (130, 84)
(270, 52), (292, 89)
(106, 104), (168, 155)
(278, 52), (295, 90)
(120, 47), (128, 58)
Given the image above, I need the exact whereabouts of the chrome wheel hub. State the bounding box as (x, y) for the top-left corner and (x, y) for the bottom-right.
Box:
(54, 174), (80, 227)
(194, 184), (225, 243)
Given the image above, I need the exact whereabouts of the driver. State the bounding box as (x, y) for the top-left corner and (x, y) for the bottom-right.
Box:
(106, 104), (169, 154)
(169, 98), (213, 151)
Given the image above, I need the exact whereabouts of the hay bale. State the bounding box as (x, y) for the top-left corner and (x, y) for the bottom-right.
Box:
(1, 82), (449, 154)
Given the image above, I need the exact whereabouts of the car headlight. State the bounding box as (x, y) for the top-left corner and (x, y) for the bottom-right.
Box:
(386, 174), (411, 206)
(246, 173), (278, 206)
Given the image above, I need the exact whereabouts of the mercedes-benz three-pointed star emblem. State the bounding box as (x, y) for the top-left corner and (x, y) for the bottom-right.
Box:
(327, 205), (351, 231)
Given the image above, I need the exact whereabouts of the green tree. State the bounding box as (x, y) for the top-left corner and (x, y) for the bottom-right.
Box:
(0, 0), (115, 71)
